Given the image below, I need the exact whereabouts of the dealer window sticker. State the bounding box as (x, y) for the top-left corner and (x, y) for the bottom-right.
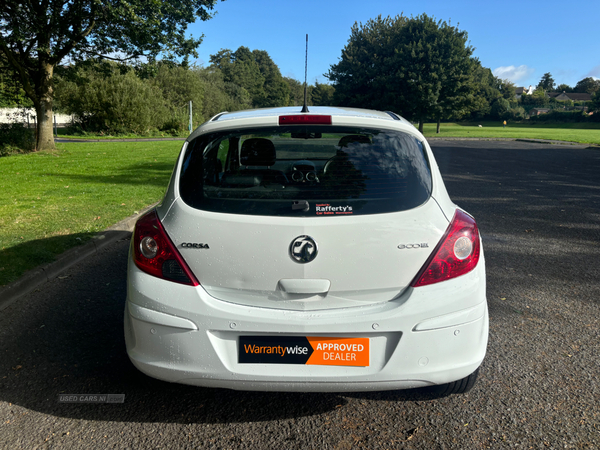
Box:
(316, 204), (354, 216)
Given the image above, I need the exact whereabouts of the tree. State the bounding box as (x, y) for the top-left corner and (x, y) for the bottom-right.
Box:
(151, 63), (205, 131)
(520, 87), (549, 108)
(210, 47), (289, 108)
(591, 90), (600, 112)
(327, 14), (476, 132)
(210, 48), (265, 104)
(499, 79), (517, 101)
(326, 16), (405, 112)
(537, 72), (555, 92)
(466, 63), (502, 120)
(491, 98), (510, 119)
(196, 68), (252, 119)
(0, 0), (220, 150)
(533, 87), (550, 105)
(0, 55), (32, 107)
(55, 63), (167, 133)
(283, 77), (305, 106)
(574, 77), (600, 95)
(251, 49), (290, 107)
(556, 83), (573, 93)
(310, 82), (335, 106)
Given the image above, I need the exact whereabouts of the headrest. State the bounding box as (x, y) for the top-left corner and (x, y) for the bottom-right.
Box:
(338, 135), (371, 147)
(240, 138), (276, 166)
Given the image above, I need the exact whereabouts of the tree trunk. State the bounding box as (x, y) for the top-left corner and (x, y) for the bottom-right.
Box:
(34, 62), (56, 151)
(436, 118), (441, 134)
(35, 99), (55, 151)
(418, 120), (424, 133)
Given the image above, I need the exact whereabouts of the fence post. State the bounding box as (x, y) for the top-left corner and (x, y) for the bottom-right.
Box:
(189, 101), (193, 132)
(54, 115), (57, 137)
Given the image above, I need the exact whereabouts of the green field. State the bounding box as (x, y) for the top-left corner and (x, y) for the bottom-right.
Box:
(0, 141), (183, 286)
(421, 122), (600, 145)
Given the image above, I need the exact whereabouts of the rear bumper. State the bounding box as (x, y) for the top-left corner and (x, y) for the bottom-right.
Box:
(125, 256), (488, 392)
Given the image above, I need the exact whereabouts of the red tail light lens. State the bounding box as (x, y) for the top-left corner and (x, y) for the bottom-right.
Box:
(279, 115), (332, 125)
(132, 210), (199, 286)
(411, 210), (481, 287)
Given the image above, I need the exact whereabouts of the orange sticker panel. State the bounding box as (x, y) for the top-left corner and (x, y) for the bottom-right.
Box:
(306, 337), (370, 367)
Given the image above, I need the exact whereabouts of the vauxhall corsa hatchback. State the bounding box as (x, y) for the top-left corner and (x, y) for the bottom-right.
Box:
(125, 106), (488, 394)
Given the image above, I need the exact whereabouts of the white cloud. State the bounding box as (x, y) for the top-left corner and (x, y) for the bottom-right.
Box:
(492, 65), (535, 84)
(586, 65), (600, 80)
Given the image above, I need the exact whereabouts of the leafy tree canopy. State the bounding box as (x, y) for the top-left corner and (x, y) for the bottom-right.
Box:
(537, 72), (556, 92)
(499, 79), (517, 100)
(0, 0), (220, 150)
(491, 97), (510, 120)
(591, 90), (600, 112)
(283, 77), (305, 106)
(210, 47), (289, 108)
(55, 63), (167, 134)
(0, 55), (33, 107)
(466, 63), (503, 120)
(326, 14), (477, 131)
(574, 77), (600, 94)
(555, 83), (573, 93)
(310, 82), (335, 106)
(521, 87), (549, 107)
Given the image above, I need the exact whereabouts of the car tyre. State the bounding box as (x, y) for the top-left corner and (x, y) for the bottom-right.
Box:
(435, 368), (479, 395)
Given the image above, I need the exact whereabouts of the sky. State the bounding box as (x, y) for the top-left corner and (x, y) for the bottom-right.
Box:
(187, 0), (600, 89)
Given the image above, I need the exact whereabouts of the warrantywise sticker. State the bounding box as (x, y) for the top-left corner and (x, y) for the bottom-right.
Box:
(239, 336), (369, 366)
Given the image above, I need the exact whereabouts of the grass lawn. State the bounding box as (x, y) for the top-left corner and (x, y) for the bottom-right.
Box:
(0, 140), (183, 286)
(421, 122), (600, 145)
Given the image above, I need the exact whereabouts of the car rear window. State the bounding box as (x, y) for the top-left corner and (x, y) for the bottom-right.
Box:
(179, 126), (432, 217)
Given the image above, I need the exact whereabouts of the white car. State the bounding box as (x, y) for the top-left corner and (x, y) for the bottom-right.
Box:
(125, 106), (488, 394)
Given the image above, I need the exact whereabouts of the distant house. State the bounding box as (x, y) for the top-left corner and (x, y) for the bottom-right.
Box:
(530, 108), (550, 116)
(515, 85), (534, 99)
(549, 92), (592, 102)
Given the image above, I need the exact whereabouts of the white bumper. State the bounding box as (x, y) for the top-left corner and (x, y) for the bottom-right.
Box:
(124, 254), (488, 392)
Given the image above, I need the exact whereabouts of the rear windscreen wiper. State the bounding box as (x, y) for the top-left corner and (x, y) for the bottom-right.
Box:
(292, 200), (310, 212)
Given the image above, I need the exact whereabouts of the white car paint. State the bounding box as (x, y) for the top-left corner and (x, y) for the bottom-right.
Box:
(125, 106), (488, 392)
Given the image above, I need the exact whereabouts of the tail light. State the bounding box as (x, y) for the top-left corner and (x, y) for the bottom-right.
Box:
(132, 210), (199, 286)
(411, 210), (481, 287)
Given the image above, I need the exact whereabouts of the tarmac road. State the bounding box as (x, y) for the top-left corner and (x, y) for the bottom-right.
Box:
(1, 139), (599, 449)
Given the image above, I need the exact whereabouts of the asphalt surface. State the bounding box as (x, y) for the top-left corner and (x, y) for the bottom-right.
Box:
(1, 140), (599, 449)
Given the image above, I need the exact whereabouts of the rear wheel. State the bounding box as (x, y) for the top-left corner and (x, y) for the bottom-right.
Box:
(435, 368), (479, 395)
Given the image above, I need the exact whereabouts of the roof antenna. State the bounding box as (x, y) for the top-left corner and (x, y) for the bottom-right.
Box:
(301, 34), (309, 113)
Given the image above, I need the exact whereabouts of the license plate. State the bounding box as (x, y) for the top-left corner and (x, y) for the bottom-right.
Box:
(239, 336), (370, 367)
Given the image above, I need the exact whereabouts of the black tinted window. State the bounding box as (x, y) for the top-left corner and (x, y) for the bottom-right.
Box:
(180, 126), (432, 216)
